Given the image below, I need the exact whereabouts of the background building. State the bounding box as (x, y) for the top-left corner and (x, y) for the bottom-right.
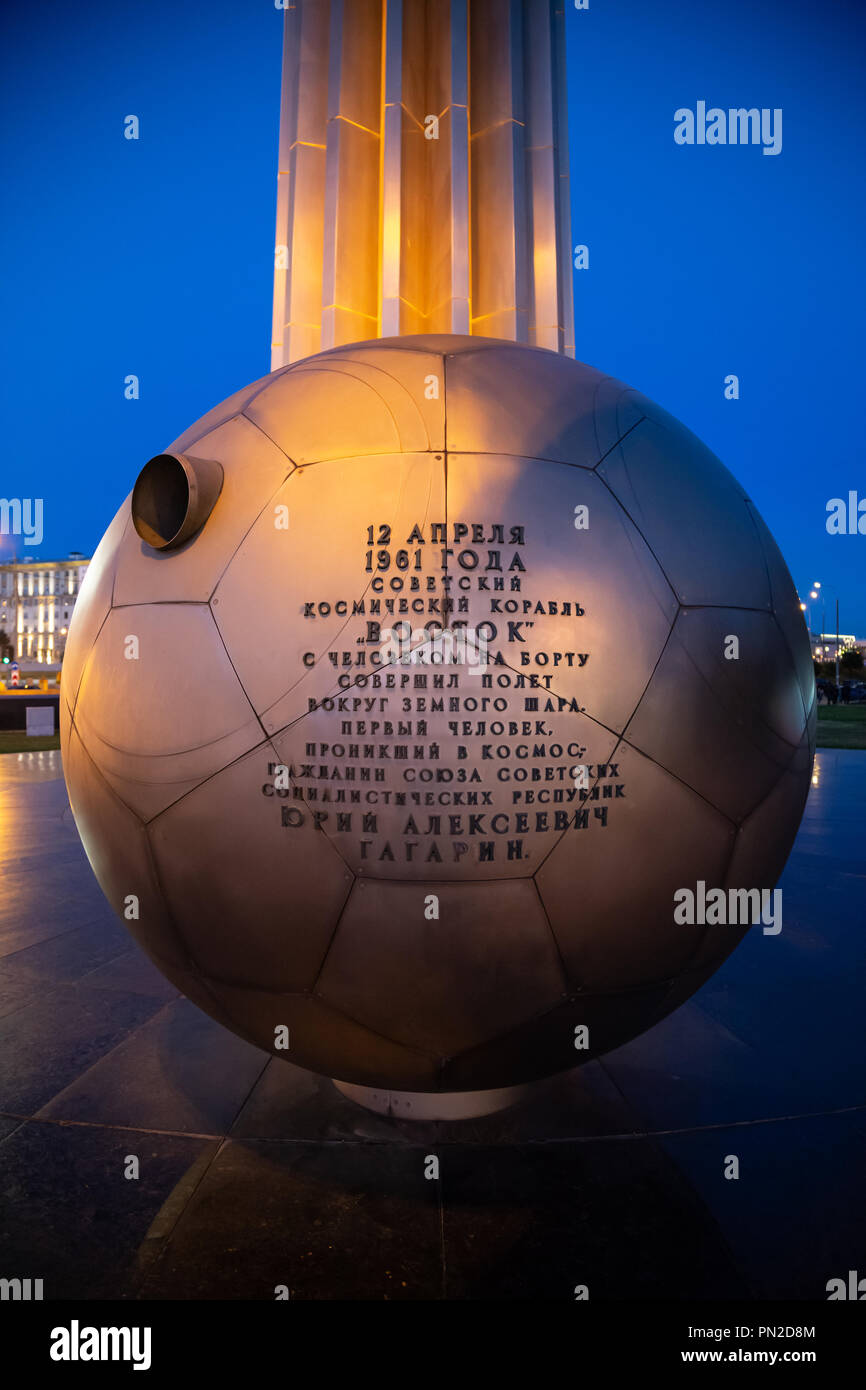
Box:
(0, 553), (90, 664)
(811, 633), (865, 661)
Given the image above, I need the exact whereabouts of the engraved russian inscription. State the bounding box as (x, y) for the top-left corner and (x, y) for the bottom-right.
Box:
(265, 513), (628, 877)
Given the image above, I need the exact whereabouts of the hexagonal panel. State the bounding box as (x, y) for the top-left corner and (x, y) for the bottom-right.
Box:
(292, 342), (446, 448)
(58, 684), (73, 757)
(624, 607), (806, 823)
(787, 722), (815, 776)
(148, 740), (353, 992)
(724, 737), (811, 897)
(445, 343), (633, 466)
(62, 722), (187, 968)
(211, 451), (446, 730)
(441, 984), (672, 1090)
(668, 729), (813, 992)
(444, 454), (678, 733)
(73, 604), (262, 821)
(61, 493), (130, 718)
(165, 368), (278, 455)
(806, 691), (817, 748)
(536, 741), (736, 991)
(112, 414), (293, 607)
(199, 984), (441, 1090)
(244, 351), (443, 463)
(371, 333), (498, 356)
(597, 416), (771, 609)
(747, 500), (816, 717)
(151, 962), (238, 1033)
(317, 878), (565, 1056)
(590, 379), (649, 459)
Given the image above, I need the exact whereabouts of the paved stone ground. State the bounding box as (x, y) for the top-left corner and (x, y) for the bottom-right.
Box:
(0, 748), (863, 1300)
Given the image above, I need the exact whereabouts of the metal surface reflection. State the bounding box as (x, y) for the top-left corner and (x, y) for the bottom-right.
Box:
(61, 339), (815, 1091)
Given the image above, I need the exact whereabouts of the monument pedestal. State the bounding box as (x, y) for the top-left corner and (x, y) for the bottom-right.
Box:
(332, 1079), (532, 1121)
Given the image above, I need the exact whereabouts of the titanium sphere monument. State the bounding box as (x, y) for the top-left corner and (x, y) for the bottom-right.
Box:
(60, 336), (816, 1096)
(61, 2), (815, 1109)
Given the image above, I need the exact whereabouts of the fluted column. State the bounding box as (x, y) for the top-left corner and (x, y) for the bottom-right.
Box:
(271, 0), (574, 367)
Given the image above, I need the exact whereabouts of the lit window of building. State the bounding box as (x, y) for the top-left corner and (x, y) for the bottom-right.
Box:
(0, 553), (91, 667)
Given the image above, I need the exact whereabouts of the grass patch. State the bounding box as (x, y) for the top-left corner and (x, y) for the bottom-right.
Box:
(0, 732), (61, 754)
(816, 705), (866, 750)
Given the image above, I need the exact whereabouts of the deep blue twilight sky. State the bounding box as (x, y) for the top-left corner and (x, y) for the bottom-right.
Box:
(1, 0), (864, 632)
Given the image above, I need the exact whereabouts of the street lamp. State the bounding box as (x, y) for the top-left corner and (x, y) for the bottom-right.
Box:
(804, 580), (825, 650)
(814, 582), (826, 647)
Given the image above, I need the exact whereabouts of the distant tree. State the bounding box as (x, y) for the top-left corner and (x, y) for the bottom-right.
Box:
(0, 629), (13, 662)
(841, 649), (864, 673)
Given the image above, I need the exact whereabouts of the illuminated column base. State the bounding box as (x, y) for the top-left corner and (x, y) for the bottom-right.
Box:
(332, 1078), (533, 1120)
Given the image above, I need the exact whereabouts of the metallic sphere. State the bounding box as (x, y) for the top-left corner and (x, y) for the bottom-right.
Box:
(61, 336), (816, 1091)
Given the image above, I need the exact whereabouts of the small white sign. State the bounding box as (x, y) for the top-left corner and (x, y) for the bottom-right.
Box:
(26, 705), (55, 737)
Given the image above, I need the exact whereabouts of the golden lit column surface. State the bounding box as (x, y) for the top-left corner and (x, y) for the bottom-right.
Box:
(271, 0), (574, 368)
